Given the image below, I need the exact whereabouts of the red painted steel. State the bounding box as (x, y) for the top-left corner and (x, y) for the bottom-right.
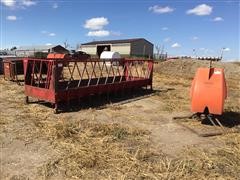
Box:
(3, 58), (24, 83)
(47, 53), (68, 59)
(190, 68), (227, 115)
(23, 58), (154, 112)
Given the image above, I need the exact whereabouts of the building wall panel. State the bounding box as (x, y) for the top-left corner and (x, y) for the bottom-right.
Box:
(131, 40), (153, 58)
(111, 44), (130, 55)
(80, 46), (96, 55)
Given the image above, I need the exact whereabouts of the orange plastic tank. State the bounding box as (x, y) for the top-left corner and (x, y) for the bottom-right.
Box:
(190, 68), (227, 115)
(47, 53), (68, 59)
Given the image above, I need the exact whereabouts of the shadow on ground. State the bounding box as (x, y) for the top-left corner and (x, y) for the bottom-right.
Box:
(218, 111), (240, 128)
(201, 111), (240, 128)
(27, 88), (174, 113)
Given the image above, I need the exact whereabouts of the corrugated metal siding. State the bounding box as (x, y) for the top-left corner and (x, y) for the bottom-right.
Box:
(80, 40), (153, 58)
(80, 45), (96, 55)
(130, 39), (153, 58)
(111, 44), (130, 54)
(80, 44), (131, 56)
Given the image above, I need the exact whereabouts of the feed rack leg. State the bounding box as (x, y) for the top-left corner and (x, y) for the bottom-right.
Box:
(25, 96), (29, 104)
(54, 103), (59, 114)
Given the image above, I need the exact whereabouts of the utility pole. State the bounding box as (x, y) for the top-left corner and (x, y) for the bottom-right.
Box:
(220, 47), (225, 60)
(193, 49), (197, 59)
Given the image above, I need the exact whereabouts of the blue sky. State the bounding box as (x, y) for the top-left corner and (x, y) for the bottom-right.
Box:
(0, 0), (239, 60)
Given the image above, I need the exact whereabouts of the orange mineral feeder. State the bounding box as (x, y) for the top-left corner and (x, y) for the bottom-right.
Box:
(190, 67), (227, 115)
(47, 53), (69, 59)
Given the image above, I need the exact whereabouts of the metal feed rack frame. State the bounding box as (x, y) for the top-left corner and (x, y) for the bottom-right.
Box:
(23, 58), (153, 113)
(3, 58), (24, 84)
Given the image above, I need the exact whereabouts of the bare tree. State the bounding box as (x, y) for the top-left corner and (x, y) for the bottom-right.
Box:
(155, 44), (167, 60)
(76, 43), (81, 50)
(155, 45), (161, 58)
(10, 46), (17, 51)
(193, 49), (197, 59)
(63, 40), (70, 49)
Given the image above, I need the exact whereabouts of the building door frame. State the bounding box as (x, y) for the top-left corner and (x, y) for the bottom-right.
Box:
(97, 45), (111, 57)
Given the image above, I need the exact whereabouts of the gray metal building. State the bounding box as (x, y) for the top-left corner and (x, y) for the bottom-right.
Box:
(15, 45), (69, 57)
(80, 38), (153, 58)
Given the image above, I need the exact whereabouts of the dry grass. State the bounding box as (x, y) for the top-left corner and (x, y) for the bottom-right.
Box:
(181, 134), (240, 179)
(20, 105), (239, 179)
(152, 73), (190, 112)
(1, 59), (240, 179)
(36, 119), (156, 179)
(34, 117), (240, 179)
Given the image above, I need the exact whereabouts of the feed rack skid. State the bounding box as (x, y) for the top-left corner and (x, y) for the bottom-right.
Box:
(23, 58), (153, 113)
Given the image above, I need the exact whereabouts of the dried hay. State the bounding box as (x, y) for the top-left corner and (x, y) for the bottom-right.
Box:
(37, 120), (156, 179)
(1, 58), (240, 179)
(34, 115), (240, 179)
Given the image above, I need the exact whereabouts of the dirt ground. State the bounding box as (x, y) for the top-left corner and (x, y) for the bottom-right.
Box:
(0, 59), (240, 179)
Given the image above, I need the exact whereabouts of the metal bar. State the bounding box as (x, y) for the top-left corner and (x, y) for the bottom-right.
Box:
(115, 62), (122, 83)
(38, 61), (43, 87)
(119, 64), (126, 83)
(96, 62), (101, 85)
(46, 61), (51, 89)
(32, 61), (41, 84)
(134, 62), (140, 79)
(97, 61), (104, 85)
(66, 62), (77, 90)
(46, 61), (53, 89)
(44, 61), (49, 89)
(104, 61), (109, 85)
(45, 61), (49, 89)
(116, 62), (121, 77)
(92, 61), (97, 79)
(207, 114), (217, 127)
(84, 62), (90, 83)
(66, 71), (71, 90)
(145, 62), (153, 79)
(88, 61), (97, 86)
(68, 62), (76, 81)
(109, 61), (115, 84)
(110, 62), (116, 84)
(13, 62), (19, 84)
(79, 62), (87, 84)
(127, 62), (133, 81)
(200, 132), (224, 137)
(31, 61), (35, 86)
(48, 61), (53, 89)
(145, 63), (150, 79)
(142, 62), (147, 78)
(215, 117), (226, 133)
(112, 62), (117, 84)
(76, 62), (83, 87)
(130, 62), (135, 80)
(172, 115), (194, 120)
(148, 62), (153, 79)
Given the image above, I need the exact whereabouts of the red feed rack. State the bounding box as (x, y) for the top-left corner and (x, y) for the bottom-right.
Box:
(3, 58), (24, 84)
(23, 58), (153, 113)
